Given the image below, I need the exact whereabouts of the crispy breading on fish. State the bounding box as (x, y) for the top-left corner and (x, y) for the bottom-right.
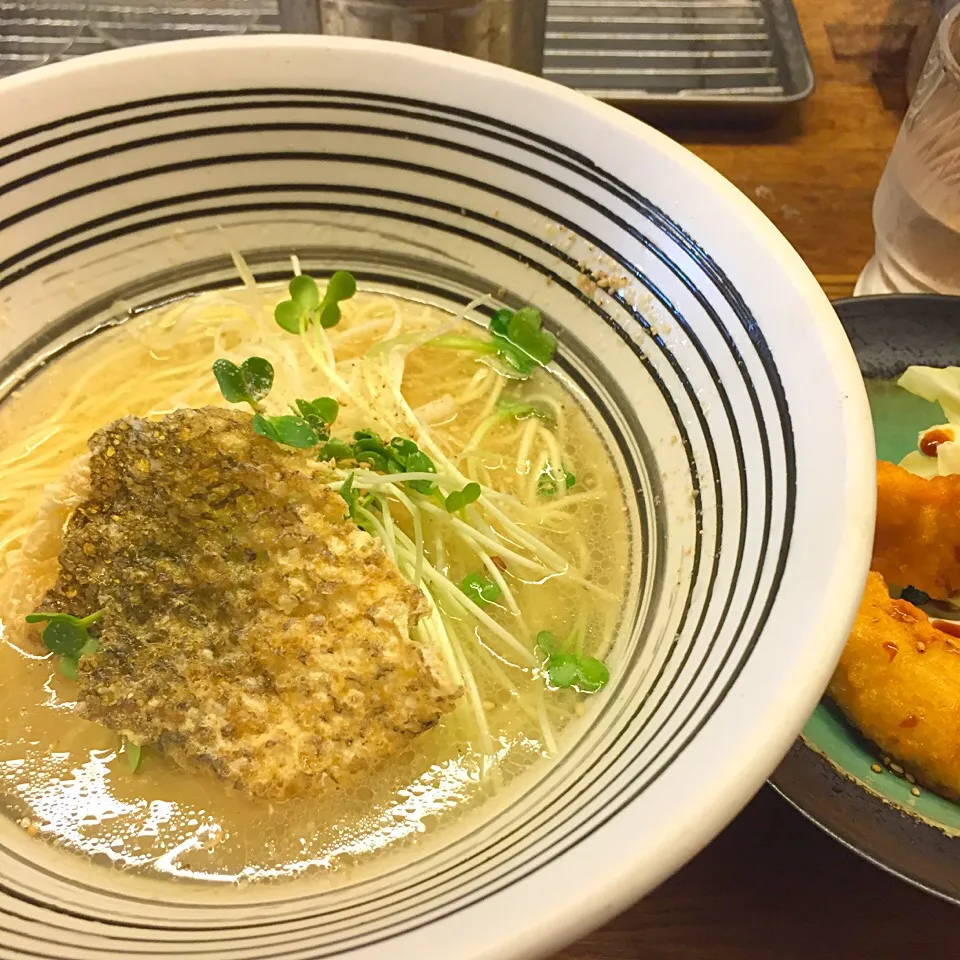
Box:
(873, 459), (960, 599)
(35, 407), (462, 800)
(830, 571), (960, 800)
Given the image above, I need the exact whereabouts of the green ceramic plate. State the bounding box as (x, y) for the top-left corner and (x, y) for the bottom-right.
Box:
(770, 294), (960, 901)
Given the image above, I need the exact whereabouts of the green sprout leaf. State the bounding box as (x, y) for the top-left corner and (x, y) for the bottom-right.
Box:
(252, 417), (278, 441)
(401, 451), (437, 494)
(537, 472), (559, 498)
(488, 307), (557, 377)
(576, 657), (610, 692)
(252, 414), (319, 449)
(311, 397), (339, 424)
(289, 274), (320, 310)
(445, 482), (481, 513)
(487, 309), (512, 339)
(276, 271), (357, 333)
(212, 357), (274, 408)
(275, 274), (320, 333)
(59, 656), (80, 681)
(38, 619), (87, 656)
(354, 430), (388, 453)
(355, 450), (388, 472)
(326, 270), (357, 302)
(26, 610), (102, 680)
(506, 307), (557, 366)
(428, 304), (556, 379)
(537, 465), (577, 498)
(238, 357), (274, 402)
(25, 610), (102, 657)
(351, 430), (391, 471)
(347, 432), (437, 493)
(274, 299), (303, 334)
(546, 653), (581, 689)
(536, 630), (561, 656)
(212, 358), (248, 403)
(536, 628), (610, 693)
(295, 397), (339, 439)
(319, 271), (358, 329)
(339, 472), (358, 520)
(460, 572), (501, 607)
(389, 437), (420, 459)
(315, 430), (437, 494)
(122, 738), (142, 773)
(386, 437), (436, 493)
(317, 438), (354, 462)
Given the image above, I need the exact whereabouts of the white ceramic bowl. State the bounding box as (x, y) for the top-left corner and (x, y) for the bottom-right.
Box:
(0, 37), (874, 960)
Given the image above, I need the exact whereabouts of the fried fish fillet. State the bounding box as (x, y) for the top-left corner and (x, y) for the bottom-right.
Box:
(830, 571), (960, 800)
(36, 407), (461, 799)
(873, 459), (960, 599)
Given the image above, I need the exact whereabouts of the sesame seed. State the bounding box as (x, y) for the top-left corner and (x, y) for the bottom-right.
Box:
(906, 773), (916, 784)
(890, 763), (905, 776)
(912, 787), (921, 797)
(871, 763), (882, 773)
(883, 756), (891, 766)
(916, 641), (927, 653)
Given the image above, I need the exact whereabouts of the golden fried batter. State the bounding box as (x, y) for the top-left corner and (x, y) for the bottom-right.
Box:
(36, 408), (461, 799)
(830, 571), (960, 800)
(873, 459), (960, 599)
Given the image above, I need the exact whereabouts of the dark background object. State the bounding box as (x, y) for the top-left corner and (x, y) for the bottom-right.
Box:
(0, 1), (813, 111)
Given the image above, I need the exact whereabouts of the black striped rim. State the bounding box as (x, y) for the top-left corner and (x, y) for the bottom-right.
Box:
(0, 82), (795, 954)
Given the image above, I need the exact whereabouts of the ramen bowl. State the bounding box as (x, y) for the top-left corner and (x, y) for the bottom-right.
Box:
(0, 37), (872, 960)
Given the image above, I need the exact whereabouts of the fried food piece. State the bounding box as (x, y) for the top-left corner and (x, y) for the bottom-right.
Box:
(873, 459), (960, 599)
(36, 407), (461, 799)
(830, 571), (960, 800)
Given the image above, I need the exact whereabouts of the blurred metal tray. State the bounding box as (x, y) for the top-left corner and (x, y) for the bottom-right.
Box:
(0, 0), (813, 111)
(0, 1), (279, 75)
(543, 0), (814, 108)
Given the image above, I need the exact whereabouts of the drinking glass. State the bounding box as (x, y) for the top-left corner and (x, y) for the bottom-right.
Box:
(865, 5), (960, 295)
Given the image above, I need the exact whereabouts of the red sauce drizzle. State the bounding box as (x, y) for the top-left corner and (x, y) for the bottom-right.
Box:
(920, 427), (955, 456)
(882, 641), (899, 661)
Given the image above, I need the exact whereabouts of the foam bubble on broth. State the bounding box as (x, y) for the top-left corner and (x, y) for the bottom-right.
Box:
(0, 283), (630, 883)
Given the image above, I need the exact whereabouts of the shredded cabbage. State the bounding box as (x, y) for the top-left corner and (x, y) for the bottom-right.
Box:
(897, 365), (960, 477)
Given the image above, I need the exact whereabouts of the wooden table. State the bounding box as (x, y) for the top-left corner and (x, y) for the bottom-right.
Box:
(556, 0), (959, 955)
